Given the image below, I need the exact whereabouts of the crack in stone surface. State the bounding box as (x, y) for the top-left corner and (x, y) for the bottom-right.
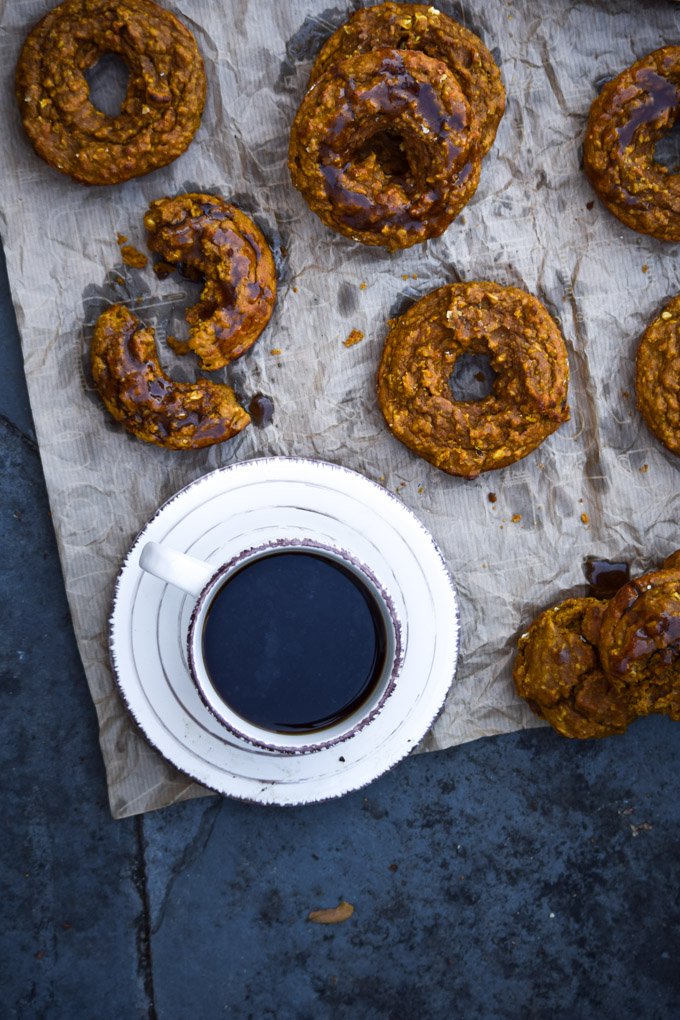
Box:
(150, 799), (222, 937)
(0, 412), (37, 452)
(133, 817), (158, 1020)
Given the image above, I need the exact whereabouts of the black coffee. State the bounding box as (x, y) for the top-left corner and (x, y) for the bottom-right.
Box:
(201, 551), (388, 734)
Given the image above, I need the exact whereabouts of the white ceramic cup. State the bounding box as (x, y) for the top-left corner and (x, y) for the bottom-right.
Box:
(139, 538), (403, 754)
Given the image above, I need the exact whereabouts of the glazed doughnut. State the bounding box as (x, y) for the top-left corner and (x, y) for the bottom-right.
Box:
(377, 281), (570, 478)
(289, 48), (481, 250)
(16, 0), (206, 186)
(635, 294), (680, 457)
(309, 2), (505, 158)
(513, 599), (634, 739)
(144, 194), (277, 371)
(583, 47), (680, 242)
(91, 304), (250, 450)
(598, 565), (680, 720)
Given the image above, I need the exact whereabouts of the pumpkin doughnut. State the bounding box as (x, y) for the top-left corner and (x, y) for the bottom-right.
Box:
(635, 294), (680, 457)
(91, 304), (250, 450)
(377, 281), (570, 478)
(598, 565), (680, 720)
(15, 0), (206, 186)
(288, 48), (481, 250)
(583, 47), (680, 242)
(143, 194), (277, 371)
(309, 2), (505, 158)
(513, 599), (635, 739)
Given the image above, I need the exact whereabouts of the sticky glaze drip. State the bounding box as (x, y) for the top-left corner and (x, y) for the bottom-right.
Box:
(584, 558), (631, 598)
(248, 392), (275, 427)
(617, 69), (680, 152)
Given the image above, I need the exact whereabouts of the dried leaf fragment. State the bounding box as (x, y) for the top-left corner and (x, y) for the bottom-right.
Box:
(308, 901), (354, 924)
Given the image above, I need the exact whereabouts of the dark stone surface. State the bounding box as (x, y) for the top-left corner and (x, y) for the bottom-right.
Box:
(0, 420), (148, 1018)
(143, 723), (680, 1020)
(1, 238), (679, 1019)
(0, 246), (34, 441)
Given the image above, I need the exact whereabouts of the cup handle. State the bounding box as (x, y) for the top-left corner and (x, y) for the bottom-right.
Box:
(139, 541), (216, 599)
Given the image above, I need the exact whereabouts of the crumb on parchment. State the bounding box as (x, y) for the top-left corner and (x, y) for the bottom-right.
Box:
(343, 329), (364, 348)
(119, 244), (148, 269)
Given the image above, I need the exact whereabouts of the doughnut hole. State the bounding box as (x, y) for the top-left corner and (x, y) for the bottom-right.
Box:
(449, 350), (497, 402)
(84, 52), (130, 117)
(654, 118), (680, 171)
(354, 131), (414, 191)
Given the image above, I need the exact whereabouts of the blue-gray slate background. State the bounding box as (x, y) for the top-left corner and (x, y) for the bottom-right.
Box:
(2, 237), (680, 1017)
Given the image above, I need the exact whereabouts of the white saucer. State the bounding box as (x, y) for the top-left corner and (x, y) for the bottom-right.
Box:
(110, 458), (460, 805)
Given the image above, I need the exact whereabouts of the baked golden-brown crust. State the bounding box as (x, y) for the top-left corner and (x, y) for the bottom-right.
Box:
(663, 550), (680, 571)
(15, 0), (206, 186)
(289, 48), (481, 250)
(91, 304), (250, 449)
(513, 598), (634, 739)
(376, 281), (570, 477)
(635, 294), (680, 457)
(583, 47), (680, 242)
(144, 194), (276, 371)
(309, 2), (505, 158)
(598, 566), (680, 719)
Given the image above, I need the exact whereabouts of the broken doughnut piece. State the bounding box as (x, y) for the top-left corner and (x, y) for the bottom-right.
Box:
(91, 304), (250, 450)
(144, 194), (277, 371)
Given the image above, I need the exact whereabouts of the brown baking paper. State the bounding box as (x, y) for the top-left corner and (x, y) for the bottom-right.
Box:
(0, 0), (678, 818)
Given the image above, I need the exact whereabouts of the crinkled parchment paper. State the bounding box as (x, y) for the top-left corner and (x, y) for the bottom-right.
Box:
(0, 0), (678, 818)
